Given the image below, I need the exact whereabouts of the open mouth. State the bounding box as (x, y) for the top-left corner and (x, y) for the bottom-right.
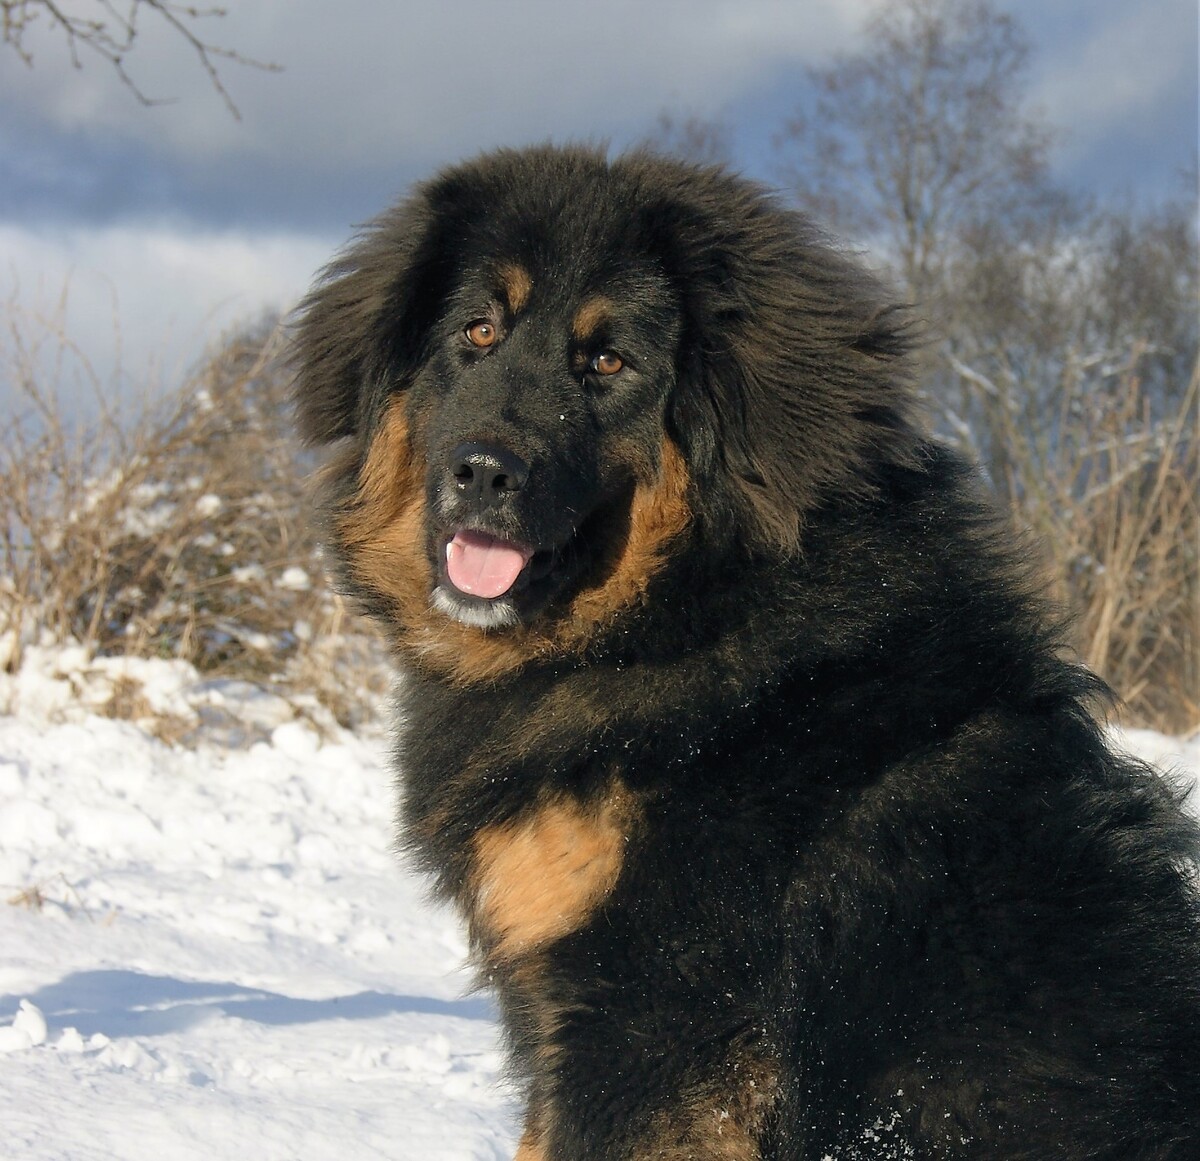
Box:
(444, 529), (535, 599)
(432, 477), (634, 630)
(433, 528), (565, 629)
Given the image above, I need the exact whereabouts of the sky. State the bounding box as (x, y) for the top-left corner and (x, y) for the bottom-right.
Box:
(1, 0), (1196, 410)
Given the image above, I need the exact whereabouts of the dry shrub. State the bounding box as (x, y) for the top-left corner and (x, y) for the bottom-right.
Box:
(1041, 359), (1197, 732)
(950, 346), (1198, 733)
(937, 191), (1199, 734)
(0, 307), (390, 730)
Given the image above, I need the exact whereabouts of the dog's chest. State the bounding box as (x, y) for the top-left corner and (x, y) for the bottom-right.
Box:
(467, 787), (636, 959)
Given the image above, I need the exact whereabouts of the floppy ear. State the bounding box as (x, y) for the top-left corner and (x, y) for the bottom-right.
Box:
(291, 194), (447, 446)
(651, 173), (919, 552)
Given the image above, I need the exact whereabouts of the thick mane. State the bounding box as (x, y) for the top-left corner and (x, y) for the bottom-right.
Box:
(619, 151), (923, 551)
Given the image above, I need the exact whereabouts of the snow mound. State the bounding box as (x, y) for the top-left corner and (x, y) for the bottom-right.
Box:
(0, 644), (351, 748)
(0, 654), (516, 1160)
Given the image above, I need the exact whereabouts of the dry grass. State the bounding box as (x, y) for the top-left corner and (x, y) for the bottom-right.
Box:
(948, 345), (1199, 733)
(6, 873), (95, 921)
(0, 308), (390, 731)
(1042, 360), (1197, 731)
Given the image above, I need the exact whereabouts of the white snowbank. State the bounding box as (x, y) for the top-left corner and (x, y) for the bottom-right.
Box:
(0, 654), (515, 1161)
(0, 649), (1195, 1159)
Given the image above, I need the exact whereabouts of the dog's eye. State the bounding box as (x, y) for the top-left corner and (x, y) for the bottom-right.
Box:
(590, 351), (623, 376)
(465, 320), (498, 348)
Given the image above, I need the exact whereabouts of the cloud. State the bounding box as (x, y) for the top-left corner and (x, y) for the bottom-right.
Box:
(1, 0), (871, 170)
(1, 222), (333, 410)
(2, 0), (1192, 412)
(6, 0), (1193, 234)
(1026, 0), (1197, 166)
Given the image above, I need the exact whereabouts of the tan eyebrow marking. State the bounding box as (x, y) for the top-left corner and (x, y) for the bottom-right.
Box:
(572, 296), (614, 342)
(497, 263), (533, 314)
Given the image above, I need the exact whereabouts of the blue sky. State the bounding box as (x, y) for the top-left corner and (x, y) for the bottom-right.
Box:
(2, 0), (1196, 401)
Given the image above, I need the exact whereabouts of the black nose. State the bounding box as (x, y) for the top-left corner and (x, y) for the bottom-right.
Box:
(448, 442), (529, 508)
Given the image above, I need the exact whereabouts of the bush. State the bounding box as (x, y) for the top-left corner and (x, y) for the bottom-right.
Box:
(0, 311), (390, 731)
(946, 348), (1198, 732)
(937, 197), (1199, 734)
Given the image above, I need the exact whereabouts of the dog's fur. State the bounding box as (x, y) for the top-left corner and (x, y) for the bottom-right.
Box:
(293, 146), (1200, 1159)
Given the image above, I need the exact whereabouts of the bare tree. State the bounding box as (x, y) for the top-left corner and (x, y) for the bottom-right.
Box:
(776, 0), (1198, 728)
(1, 0), (280, 118)
(777, 0), (1052, 306)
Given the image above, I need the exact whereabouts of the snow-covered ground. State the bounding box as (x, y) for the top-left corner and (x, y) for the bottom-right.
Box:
(1, 649), (1197, 1160)
(0, 651), (512, 1160)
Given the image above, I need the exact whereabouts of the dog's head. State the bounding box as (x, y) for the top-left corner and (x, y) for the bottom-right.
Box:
(293, 146), (916, 680)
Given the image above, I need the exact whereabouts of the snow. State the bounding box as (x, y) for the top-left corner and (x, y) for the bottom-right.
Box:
(0, 649), (1196, 1160)
(0, 654), (514, 1160)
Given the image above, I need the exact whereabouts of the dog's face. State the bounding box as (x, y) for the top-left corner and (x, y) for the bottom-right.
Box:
(293, 147), (915, 680)
(407, 241), (686, 633)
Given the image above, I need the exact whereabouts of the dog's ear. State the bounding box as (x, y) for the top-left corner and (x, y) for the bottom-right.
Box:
(291, 195), (447, 446)
(650, 174), (919, 553)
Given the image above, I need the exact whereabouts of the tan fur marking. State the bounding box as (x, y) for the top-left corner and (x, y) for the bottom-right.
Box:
(511, 1041), (777, 1160)
(507, 953), (572, 1078)
(499, 263), (533, 314)
(337, 397), (431, 613)
(513, 1121), (547, 1161)
(571, 296), (614, 341)
(646, 1052), (780, 1161)
(341, 405), (690, 685)
(473, 787), (633, 959)
(567, 436), (690, 627)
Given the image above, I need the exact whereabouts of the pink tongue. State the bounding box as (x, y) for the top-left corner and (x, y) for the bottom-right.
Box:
(445, 530), (533, 599)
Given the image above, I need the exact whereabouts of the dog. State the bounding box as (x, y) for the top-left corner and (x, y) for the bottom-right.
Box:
(293, 146), (1200, 1159)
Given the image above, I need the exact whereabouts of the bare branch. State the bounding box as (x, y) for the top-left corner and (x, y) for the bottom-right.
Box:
(641, 112), (735, 167)
(1, 0), (281, 119)
(777, 0), (1053, 302)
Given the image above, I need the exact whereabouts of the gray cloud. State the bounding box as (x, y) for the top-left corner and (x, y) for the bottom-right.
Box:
(3, 0), (1194, 232)
(2, 0), (1193, 407)
(1, 1), (868, 167)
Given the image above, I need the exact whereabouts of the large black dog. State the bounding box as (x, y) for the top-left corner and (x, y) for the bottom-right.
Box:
(293, 146), (1200, 1159)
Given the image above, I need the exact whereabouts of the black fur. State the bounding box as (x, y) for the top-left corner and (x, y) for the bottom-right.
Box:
(293, 146), (1200, 1159)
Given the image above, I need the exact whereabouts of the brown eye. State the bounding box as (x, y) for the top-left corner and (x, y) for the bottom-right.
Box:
(466, 320), (497, 348)
(590, 351), (623, 376)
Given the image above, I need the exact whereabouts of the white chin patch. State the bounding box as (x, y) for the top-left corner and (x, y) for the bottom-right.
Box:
(432, 585), (520, 630)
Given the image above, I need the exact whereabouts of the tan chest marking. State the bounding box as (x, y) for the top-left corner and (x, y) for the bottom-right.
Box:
(473, 789), (633, 960)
